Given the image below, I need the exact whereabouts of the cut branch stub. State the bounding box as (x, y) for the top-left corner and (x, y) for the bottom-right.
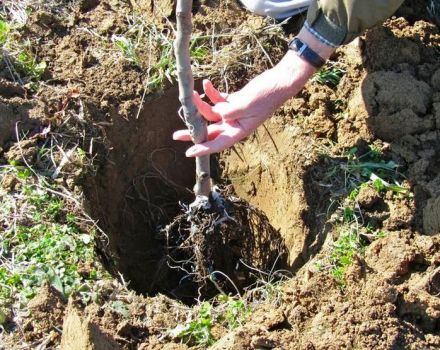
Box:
(175, 0), (211, 197)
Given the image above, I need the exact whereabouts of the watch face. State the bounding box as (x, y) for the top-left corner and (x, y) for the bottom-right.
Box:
(291, 38), (305, 52)
(289, 38), (324, 68)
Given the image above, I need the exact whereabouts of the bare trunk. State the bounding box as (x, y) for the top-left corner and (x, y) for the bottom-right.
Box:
(174, 0), (211, 197)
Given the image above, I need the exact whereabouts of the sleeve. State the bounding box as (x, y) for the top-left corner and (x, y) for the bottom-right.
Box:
(305, 0), (405, 47)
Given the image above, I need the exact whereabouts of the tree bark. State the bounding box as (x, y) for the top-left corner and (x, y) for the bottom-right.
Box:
(174, 0), (211, 197)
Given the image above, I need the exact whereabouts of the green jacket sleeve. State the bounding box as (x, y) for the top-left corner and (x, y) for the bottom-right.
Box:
(305, 0), (404, 47)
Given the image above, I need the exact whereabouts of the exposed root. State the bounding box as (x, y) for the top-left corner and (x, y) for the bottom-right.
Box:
(160, 187), (287, 301)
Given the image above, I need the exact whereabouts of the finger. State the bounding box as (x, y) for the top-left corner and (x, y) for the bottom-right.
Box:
(203, 79), (227, 104)
(173, 129), (192, 141)
(173, 123), (225, 142)
(212, 102), (244, 121)
(185, 128), (244, 157)
(192, 91), (221, 122)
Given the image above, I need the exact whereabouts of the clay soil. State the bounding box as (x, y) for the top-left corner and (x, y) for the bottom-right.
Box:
(0, 0), (439, 349)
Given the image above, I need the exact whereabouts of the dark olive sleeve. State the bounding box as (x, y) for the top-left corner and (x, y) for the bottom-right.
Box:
(305, 0), (404, 47)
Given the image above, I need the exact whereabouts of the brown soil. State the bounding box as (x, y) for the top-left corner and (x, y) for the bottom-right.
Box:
(1, 0), (439, 349)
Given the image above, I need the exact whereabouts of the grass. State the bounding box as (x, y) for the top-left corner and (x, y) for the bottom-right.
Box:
(0, 160), (108, 327)
(0, 18), (10, 44)
(313, 61), (345, 87)
(329, 229), (363, 288)
(0, 14), (47, 89)
(319, 144), (410, 289)
(335, 145), (411, 198)
(170, 302), (216, 346)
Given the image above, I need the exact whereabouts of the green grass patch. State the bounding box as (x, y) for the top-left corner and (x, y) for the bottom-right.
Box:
(0, 16), (47, 88)
(112, 34), (140, 65)
(0, 19), (10, 44)
(169, 294), (251, 346)
(329, 229), (364, 289)
(320, 144), (407, 288)
(338, 145), (411, 198)
(0, 165), (107, 325)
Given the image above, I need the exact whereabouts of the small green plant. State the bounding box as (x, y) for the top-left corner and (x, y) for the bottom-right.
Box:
(313, 62), (345, 87)
(112, 35), (140, 65)
(329, 229), (364, 288)
(169, 294), (251, 346)
(0, 19), (10, 44)
(338, 146), (411, 197)
(170, 302), (215, 346)
(0, 165), (106, 322)
(0, 17), (46, 87)
(218, 294), (251, 329)
(322, 145), (405, 289)
(15, 49), (47, 80)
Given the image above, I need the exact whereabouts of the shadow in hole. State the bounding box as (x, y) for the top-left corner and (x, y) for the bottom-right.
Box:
(84, 84), (287, 300)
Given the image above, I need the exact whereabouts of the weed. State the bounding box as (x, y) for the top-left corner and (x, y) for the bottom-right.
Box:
(110, 300), (131, 319)
(338, 146), (411, 198)
(321, 145), (406, 288)
(169, 294), (251, 346)
(112, 34), (140, 65)
(170, 302), (216, 346)
(313, 61), (345, 87)
(329, 229), (364, 288)
(0, 19), (10, 44)
(0, 14), (46, 87)
(218, 294), (251, 329)
(15, 49), (47, 80)
(0, 164), (107, 324)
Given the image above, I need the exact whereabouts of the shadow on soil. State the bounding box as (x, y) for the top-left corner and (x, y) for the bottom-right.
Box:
(83, 86), (287, 301)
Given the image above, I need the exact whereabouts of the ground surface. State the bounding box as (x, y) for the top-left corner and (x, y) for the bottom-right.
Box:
(0, 0), (439, 349)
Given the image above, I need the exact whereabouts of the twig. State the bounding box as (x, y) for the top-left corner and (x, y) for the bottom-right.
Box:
(175, 0), (211, 197)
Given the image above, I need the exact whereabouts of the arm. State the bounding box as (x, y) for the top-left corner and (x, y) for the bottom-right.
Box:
(173, 0), (405, 157)
(173, 28), (335, 157)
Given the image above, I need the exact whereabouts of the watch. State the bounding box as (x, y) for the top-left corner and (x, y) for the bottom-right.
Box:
(288, 38), (325, 69)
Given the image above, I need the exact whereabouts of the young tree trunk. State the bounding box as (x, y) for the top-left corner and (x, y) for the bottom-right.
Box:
(174, 0), (211, 197)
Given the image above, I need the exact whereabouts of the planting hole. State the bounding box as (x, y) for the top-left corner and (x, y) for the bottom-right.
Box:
(83, 86), (303, 301)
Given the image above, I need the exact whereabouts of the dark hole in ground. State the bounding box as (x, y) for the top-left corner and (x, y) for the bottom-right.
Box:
(83, 85), (287, 302)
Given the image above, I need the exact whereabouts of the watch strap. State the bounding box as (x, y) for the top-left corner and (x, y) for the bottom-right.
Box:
(288, 38), (325, 69)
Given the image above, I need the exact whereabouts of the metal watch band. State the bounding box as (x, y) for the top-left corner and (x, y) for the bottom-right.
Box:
(288, 37), (326, 69)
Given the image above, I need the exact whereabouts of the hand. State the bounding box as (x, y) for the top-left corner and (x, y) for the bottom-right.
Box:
(173, 79), (274, 157)
(173, 54), (314, 157)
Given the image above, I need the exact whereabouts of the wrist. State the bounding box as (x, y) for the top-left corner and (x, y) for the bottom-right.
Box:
(296, 26), (335, 61)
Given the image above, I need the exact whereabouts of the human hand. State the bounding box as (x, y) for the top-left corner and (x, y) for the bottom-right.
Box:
(173, 53), (315, 157)
(173, 79), (275, 157)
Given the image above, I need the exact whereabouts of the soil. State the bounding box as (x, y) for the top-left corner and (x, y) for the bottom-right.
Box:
(0, 0), (439, 349)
